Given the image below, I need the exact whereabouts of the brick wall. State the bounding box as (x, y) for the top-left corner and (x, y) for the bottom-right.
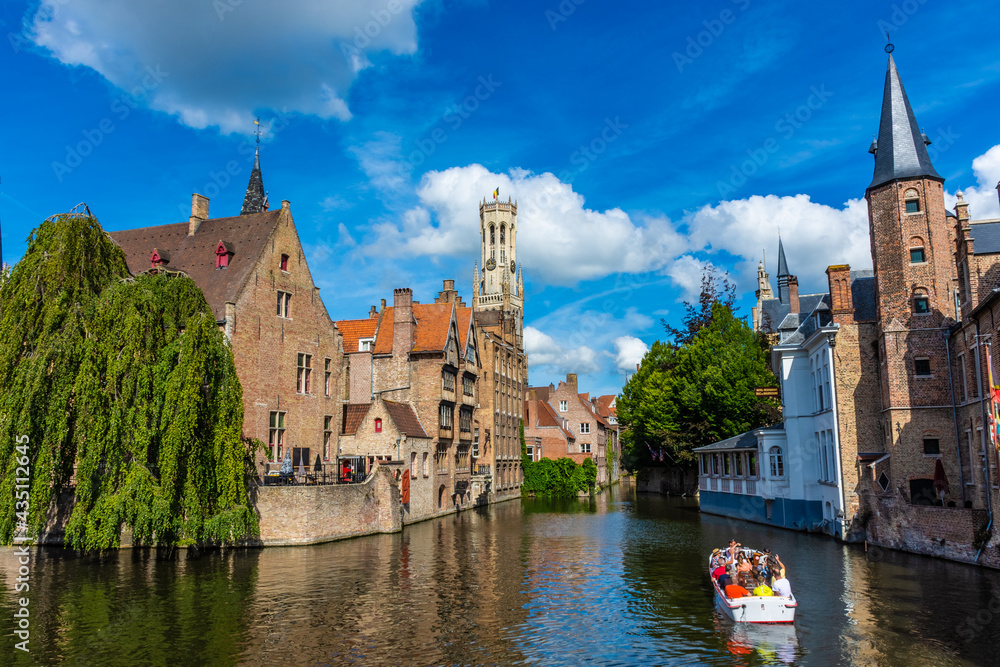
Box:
(229, 205), (343, 474)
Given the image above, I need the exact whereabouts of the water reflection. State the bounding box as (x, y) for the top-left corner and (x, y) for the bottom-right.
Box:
(1, 484), (999, 665)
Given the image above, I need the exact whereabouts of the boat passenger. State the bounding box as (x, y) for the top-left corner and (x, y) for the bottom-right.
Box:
(752, 576), (773, 597)
(725, 583), (749, 599)
(735, 554), (752, 586)
(771, 574), (792, 599)
(717, 572), (733, 588)
(712, 565), (726, 580)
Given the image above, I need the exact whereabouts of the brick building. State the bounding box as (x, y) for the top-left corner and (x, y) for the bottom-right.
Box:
(109, 149), (343, 476)
(341, 283), (484, 519)
(472, 198), (527, 500)
(524, 374), (616, 486)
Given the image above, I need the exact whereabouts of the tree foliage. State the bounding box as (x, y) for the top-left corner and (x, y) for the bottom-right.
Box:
(522, 457), (597, 497)
(619, 300), (777, 471)
(661, 266), (737, 346)
(0, 214), (259, 549)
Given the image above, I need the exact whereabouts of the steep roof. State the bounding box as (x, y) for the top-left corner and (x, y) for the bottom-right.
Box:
(533, 399), (575, 440)
(594, 395), (617, 419)
(372, 303), (456, 355)
(241, 148), (267, 215)
(869, 55), (942, 189)
(108, 210), (282, 322)
(693, 428), (761, 452)
(776, 238), (789, 278)
(968, 220), (1000, 255)
(336, 318), (378, 354)
(456, 306), (473, 351)
(342, 404), (371, 435)
(383, 400), (429, 438)
(578, 393), (610, 428)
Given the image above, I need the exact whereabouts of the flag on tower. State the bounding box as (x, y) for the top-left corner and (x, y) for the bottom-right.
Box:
(493, 187), (499, 199)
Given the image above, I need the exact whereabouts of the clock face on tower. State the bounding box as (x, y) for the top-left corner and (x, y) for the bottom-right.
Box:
(510, 261), (516, 273)
(486, 258), (496, 271)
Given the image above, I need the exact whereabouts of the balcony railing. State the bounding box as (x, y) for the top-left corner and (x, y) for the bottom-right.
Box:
(473, 464), (492, 476)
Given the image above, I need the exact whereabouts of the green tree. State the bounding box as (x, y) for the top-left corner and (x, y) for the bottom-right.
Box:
(0, 213), (259, 548)
(618, 302), (777, 470)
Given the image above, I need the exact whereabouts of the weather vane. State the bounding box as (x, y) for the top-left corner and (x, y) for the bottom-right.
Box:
(253, 116), (261, 148)
(884, 30), (894, 54)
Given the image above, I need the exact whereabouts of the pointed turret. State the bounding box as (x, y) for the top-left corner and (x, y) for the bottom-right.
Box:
(240, 146), (267, 215)
(756, 254), (773, 302)
(776, 238), (791, 304)
(868, 55), (942, 190)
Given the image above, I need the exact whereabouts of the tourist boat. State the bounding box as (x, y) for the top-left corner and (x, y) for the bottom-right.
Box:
(710, 551), (796, 624)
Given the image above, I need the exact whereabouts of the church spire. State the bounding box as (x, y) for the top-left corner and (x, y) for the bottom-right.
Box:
(868, 54), (941, 190)
(776, 237), (791, 305)
(241, 118), (268, 215)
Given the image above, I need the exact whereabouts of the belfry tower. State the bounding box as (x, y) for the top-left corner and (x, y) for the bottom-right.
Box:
(471, 196), (526, 500)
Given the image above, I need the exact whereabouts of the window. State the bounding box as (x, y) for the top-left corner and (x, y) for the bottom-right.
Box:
(323, 416), (333, 460)
(442, 371), (456, 392)
(748, 452), (757, 477)
(422, 452), (429, 477)
(410, 452), (417, 478)
(959, 353), (969, 402)
(581, 442), (592, 453)
(473, 428), (480, 458)
(723, 453), (731, 476)
(904, 189), (920, 213)
(924, 438), (940, 456)
(277, 291), (291, 318)
(375, 418), (382, 433)
(712, 454), (719, 476)
(358, 338), (373, 352)
(526, 445), (534, 461)
(910, 247), (925, 263)
(914, 357), (931, 377)
(215, 242), (231, 269)
(463, 375), (475, 396)
(269, 411), (286, 460)
(297, 353), (312, 394)
(460, 407), (472, 432)
(280, 253), (289, 271)
(699, 455), (707, 475)
(559, 400), (568, 412)
(580, 423), (591, 434)
(769, 446), (784, 478)
(324, 358), (331, 396)
(734, 453), (743, 477)
(820, 431), (829, 481)
(440, 405), (452, 429)
(913, 291), (930, 314)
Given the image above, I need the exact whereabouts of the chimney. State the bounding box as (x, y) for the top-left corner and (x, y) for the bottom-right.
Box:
(826, 265), (853, 322)
(393, 288), (414, 357)
(369, 305), (378, 319)
(189, 194), (209, 236)
(787, 276), (799, 313)
(444, 279), (454, 290)
(435, 278), (458, 304)
(566, 373), (578, 391)
(380, 298), (386, 312)
(281, 200), (290, 211)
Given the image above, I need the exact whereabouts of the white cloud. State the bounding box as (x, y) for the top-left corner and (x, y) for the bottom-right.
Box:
(359, 164), (689, 285)
(524, 326), (600, 375)
(29, 0), (424, 133)
(684, 194), (872, 295)
(945, 144), (1000, 220)
(612, 336), (648, 375)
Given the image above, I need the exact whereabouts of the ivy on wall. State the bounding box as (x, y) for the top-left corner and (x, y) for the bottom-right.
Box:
(0, 214), (259, 549)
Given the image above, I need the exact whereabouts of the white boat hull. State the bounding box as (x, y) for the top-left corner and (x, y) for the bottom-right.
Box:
(710, 556), (796, 624)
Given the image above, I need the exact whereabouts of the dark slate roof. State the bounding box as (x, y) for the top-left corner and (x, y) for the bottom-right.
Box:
(760, 292), (827, 333)
(776, 238), (789, 277)
(241, 150), (267, 215)
(869, 55), (942, 189)
(108, 210), (282, 321)
(694, 429), (760, 452)
(850, 270), (877, 321)
(384, 400), (429, 438)
(968, 220), (1000, 255)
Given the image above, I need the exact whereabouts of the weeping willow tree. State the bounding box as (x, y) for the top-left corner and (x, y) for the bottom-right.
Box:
(0, 212), (259, 549)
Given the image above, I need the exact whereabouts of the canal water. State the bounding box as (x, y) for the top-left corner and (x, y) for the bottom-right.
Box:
(2, 483), (1000, 666)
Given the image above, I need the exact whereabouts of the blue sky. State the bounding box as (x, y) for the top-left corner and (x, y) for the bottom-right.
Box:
(3, 0), (1000, 397)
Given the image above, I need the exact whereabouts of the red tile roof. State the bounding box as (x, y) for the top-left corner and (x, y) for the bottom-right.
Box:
(108, 210), (283, 322)
(534, 400), (574, 440)
(384, 400), (429, 438)
(456, 306), (473, 351)
(336, 318), (378, 354)
(579, 393), (611, 428)
(342, 404), (371, 435)
(371, 303), (456, 356)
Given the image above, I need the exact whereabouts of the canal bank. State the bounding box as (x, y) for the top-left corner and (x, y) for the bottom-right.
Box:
(4, 484), (1000, 665)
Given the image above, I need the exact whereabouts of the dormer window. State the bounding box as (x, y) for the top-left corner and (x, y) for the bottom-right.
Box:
(375, 418), (383, 433)
(358, 338), (374, 352)
(904, 188), (920, 214)
(215, 241), (234, 269)
(150, 248), (170, 269)
(280, 254), (289, 272)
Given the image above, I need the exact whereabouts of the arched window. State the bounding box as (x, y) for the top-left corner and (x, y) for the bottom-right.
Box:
(500, 224), (506, 265)
(490, 225), (495, 259)
(909, 236), (925, 264)
(904, 188), (921, 213)
(769, 446), (784, 478)
(375, 418), (383, 433)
